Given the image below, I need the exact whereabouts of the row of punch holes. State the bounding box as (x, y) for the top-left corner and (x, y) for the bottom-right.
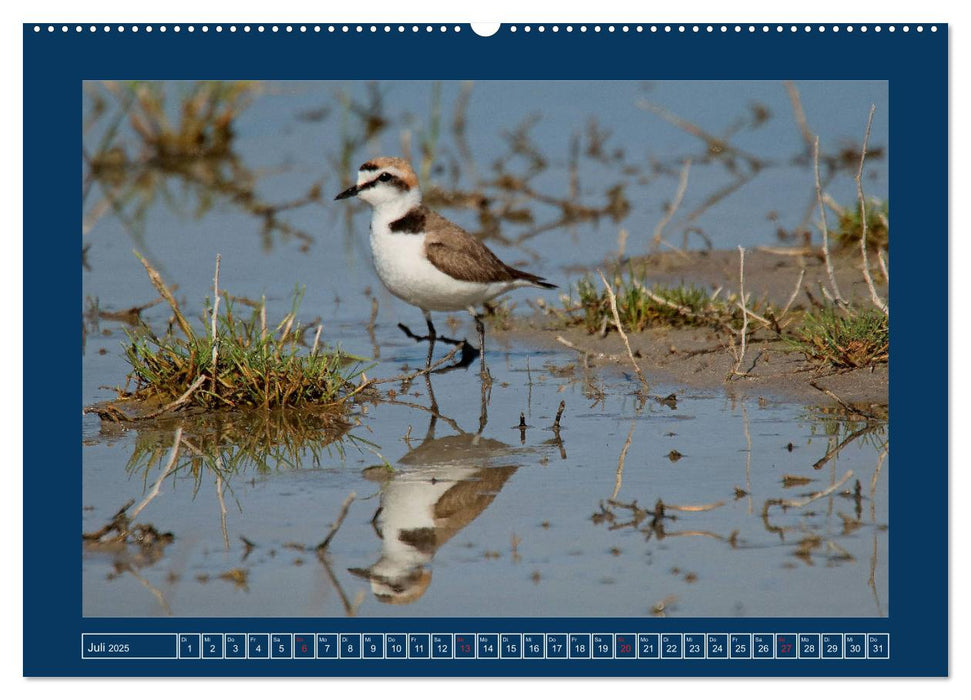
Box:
(32, 24), (938, 35)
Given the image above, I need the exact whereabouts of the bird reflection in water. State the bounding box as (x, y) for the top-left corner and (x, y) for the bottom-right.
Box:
(349, 371), (528, 605)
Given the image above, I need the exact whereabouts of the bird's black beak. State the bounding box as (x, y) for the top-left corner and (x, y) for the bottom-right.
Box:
(334, 184), (359, 201)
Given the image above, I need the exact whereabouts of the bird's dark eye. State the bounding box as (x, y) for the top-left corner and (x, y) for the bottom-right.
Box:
(378, 172), (393, 182)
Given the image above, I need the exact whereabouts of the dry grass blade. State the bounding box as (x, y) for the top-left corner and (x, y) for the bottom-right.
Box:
(729, 246), (749, 379)
(210, 254), (221, 395)
(597, 270), (650, 392)
(651, 158), (691, 251)
(134, 250), (194, 340)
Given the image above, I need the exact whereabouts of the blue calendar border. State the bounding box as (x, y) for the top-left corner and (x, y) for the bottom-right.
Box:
(24, 23), (948, 677)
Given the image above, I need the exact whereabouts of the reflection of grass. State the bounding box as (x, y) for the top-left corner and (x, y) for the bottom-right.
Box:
(123, 254), (364, 412)
(91, 81), (256, 166)
(84, 81), (321, 250)
(126, 409), (365, 483)
(788, 308), (889, 369)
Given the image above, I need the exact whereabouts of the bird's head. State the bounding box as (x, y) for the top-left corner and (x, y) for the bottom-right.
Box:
(334, 156), (421, 208)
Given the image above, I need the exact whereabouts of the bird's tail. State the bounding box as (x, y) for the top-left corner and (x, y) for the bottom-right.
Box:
(508, 266), (558, 289)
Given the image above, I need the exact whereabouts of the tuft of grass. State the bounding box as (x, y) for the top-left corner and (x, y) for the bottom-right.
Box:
(122, 255), (363, 412)
(788, 307), (888, 368)
(569, 272), (738, 333)
(834, 197), (889, 251)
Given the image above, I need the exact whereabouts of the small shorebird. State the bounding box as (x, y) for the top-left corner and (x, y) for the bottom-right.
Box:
(335, 156), (556, 372)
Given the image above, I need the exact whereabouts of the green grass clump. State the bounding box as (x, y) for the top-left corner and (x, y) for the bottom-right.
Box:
(572, 273), (734, 333)
(123, 255), (362, 412)
(788, 307), (888, 368)
(835, 197), (889, 251)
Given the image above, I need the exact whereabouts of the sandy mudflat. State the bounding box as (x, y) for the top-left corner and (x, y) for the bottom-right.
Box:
(505, 247), (889, 407)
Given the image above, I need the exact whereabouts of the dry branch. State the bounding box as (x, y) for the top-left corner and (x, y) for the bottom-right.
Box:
(856, 105), (888, 315)
(814, 136), (846, 306)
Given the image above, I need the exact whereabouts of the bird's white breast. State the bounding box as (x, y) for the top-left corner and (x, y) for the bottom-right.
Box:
(369, 218), (514, 312)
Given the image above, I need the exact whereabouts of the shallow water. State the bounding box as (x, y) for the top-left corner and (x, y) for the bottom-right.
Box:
(81, 80), (888, 617)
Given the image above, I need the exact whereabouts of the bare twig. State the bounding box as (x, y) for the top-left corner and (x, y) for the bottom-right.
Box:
(877, 248), (889, 283)
(730, 246), (749, 378)
(260, 296), (267, 341)
(811, 424), (881, 472)
(210, 254), (221, 396)
(856, 105), (888, 314)
(311, 324), (323, 357)
(808, 381), (882, 422)
(663, 500), (726, 513)
(612, 421), (636, 500)
(814, 137), (846, 306)
(369, 343), (466, 386)
(767, 469), (854, 511)
(598, 270), (650, 392)
(138, 375), (207, 420)
(317, 492), (356, 552)
(555, 335), (624, 363)
(552, 400), (566, 431)
(779, 266), (807, 321)
(651, 158), (691, 251)
(784, 81), (815, 150)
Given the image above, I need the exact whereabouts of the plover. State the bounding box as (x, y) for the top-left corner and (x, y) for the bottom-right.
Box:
(335, 156), (556, 371)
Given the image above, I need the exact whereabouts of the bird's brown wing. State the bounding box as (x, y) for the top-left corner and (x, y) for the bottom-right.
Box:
(422, 210), (519, 284)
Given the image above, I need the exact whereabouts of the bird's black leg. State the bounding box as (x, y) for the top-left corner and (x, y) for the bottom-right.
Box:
(398, 312), (466, 347)
(397, 312), (478, 372)
(472, 311), (490, 381)
(423, 312), (436, 367)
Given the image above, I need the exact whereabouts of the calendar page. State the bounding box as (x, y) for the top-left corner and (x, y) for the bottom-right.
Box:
(23, 19), (946, 677)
